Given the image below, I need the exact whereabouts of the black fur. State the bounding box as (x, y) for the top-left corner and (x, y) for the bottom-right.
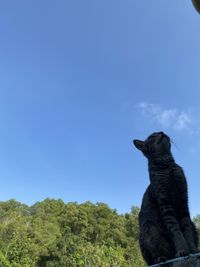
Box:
(133, 132), (198, 265)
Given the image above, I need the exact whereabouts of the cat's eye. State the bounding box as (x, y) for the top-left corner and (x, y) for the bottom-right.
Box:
(148, 134), (156, 139)
(147, 133), (159, 141)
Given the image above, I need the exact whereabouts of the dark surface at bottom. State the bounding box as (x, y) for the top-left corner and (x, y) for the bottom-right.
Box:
(149, 253), (200, 267)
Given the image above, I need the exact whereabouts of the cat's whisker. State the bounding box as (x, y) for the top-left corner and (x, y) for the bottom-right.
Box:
(171, 139), (179, 151)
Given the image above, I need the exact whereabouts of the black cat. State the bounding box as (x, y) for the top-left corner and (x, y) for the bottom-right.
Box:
(133, 132), (198, 265)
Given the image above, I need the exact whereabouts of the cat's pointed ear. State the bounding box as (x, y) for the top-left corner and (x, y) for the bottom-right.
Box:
(133, 140), (145, 151)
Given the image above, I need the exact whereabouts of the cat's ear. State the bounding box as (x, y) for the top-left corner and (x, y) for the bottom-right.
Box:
(133, 140), (145, 151)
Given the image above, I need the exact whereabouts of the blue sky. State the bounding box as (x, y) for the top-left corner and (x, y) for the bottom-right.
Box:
(0, 1), (200, 216)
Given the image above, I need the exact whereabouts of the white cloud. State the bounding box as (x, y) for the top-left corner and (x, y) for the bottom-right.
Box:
(136, 102), (195, 133)
(175, 112), (192, 130)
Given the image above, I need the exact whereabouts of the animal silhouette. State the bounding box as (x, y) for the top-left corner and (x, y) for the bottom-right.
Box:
(133, 132), (198, 265)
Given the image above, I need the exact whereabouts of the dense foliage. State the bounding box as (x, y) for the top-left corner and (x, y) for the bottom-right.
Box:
(0, 199), (199, 267)
(0, 199), (146, 267)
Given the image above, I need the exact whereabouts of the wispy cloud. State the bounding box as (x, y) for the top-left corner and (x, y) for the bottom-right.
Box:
(136, 102), (197, 134)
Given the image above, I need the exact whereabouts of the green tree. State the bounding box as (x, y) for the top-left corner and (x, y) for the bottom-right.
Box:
(0, 199), (147, 266)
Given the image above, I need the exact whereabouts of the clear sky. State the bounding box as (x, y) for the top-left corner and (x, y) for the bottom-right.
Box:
(0, 1), (200, 216)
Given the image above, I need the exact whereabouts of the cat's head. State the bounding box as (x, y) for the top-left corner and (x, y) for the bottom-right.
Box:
(133, 132), (171, 159)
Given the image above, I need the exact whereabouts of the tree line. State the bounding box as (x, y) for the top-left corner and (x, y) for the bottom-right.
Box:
(0, 199), (199, 267)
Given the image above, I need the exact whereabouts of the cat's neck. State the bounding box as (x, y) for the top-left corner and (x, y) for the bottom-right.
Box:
(148, 153), (175, 171)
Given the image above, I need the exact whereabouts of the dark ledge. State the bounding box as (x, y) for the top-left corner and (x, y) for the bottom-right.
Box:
(149, 253), (200, 267)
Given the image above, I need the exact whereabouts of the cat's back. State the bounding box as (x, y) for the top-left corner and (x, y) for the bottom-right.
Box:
(170, 163), (188, 210)
(149, 162), (188, 216)
(149, 162), (187, 194)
